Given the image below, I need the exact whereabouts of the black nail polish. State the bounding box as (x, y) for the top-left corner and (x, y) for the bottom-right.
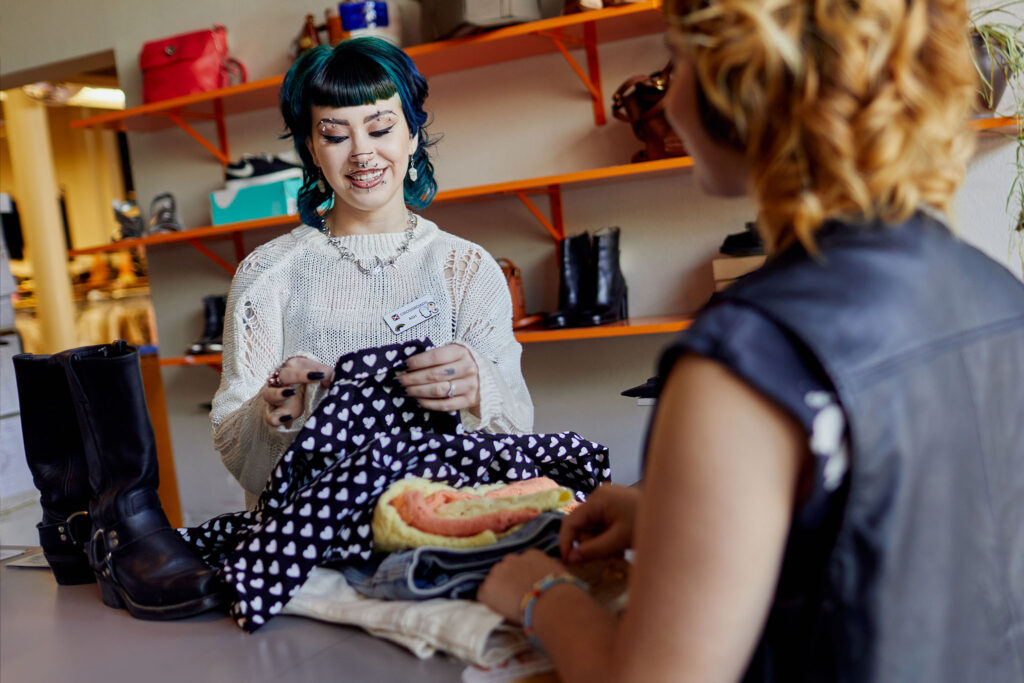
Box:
(279, 414), (293, 423)
(307, 372), (325, 380)
(282, 388), (296, 397)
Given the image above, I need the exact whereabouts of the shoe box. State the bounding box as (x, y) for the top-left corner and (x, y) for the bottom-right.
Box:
(209, 177), (302, 226)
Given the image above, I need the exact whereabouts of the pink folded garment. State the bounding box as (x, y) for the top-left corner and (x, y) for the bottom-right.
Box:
(390, 477), (561, 538)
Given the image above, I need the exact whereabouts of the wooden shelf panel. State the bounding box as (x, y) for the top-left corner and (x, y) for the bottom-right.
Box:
(70, 3), (664, 133)
(407, 2), (664, 76)
(69, 76), (285, 132)
(67, 157), (694, 257)
(514, 315), (690, 342)
(435, 156), (693, 202)
(969, 116), (1018, 133)
(158, 314), (690, 366)
(160, 354), (223, 367)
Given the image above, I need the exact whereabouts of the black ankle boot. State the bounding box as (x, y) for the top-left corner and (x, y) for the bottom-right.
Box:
(186, 294), (227, 355)
(59, 341), (224, 620)
(12, 354), (94, 585)
(581, 226), (628, 326)
(544, 232), (595, 329)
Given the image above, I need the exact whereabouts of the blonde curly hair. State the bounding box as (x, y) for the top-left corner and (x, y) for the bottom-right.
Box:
(665, 0), (978, 251)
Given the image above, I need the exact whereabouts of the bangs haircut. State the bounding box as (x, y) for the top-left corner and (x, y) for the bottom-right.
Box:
(309, 48), (398, 111)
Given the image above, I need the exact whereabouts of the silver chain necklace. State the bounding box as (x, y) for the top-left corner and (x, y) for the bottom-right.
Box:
(324, 213), (418, 275)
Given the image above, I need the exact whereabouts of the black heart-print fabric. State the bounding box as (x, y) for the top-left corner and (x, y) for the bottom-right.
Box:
(181, 338), (610, 632)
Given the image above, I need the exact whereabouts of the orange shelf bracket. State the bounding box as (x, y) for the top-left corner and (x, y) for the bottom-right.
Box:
(186, 238), (237, 275)
(537, 23), (606, 125)
(231, 231), (246, 264)
(163, 111), (231, 165)
(515, 186), (565, 241)
(213, 98), (230, 167)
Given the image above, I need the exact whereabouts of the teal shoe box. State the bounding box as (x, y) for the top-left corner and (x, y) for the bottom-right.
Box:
(210, 178), (302, 225)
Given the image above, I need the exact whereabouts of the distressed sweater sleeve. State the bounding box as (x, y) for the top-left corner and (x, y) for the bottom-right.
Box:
(209, 239), (324, 501)
(446, 247), (534, 434)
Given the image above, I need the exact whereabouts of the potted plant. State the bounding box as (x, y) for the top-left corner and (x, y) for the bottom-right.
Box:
(970, 1), (1024, 267)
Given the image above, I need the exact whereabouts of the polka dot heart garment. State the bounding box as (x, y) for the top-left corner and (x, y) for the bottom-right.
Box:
(181, 338), (610, 632)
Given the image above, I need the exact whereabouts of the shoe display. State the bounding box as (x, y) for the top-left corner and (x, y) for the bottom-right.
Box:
(112, 199), (145, 241)
(580, 226), (629, 326)
(186, 294), (227, 355)
(224, 152), (304, 190)
(544, 232), (595, 329)
(621, 376), (658, 399)
(146, 193), (184, 235)
(719, 221), (764, 257)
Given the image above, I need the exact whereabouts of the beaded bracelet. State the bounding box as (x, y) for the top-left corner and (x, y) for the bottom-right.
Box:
(519, 572), (589, 652)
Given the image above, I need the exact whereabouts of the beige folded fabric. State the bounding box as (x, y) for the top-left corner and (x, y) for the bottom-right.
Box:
(282, 567), (532, 667)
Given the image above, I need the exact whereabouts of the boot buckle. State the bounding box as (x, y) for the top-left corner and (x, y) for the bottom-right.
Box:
(65, 511), (91, 547)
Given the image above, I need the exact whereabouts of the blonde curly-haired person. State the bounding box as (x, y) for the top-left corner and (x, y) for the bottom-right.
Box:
(478, 1), (1024, 681)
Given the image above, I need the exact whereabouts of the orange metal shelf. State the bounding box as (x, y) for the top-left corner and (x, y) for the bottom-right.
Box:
(67, 157), (695, 258)
(969, 116), (1019, 134)
(514, 315), (691, 342)
(158, 314), (691, 366)
(435, 156), (693, 202)
(68, 214), (295, 256)
(159, 354), (223, 367)
(69, 3), (665, 135)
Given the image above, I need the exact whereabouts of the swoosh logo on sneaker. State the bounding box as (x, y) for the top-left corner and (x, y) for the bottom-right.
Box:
(227, 161), (255, 178)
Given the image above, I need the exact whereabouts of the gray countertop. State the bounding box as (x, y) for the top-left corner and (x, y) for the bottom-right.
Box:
(1, 547), (468, 683)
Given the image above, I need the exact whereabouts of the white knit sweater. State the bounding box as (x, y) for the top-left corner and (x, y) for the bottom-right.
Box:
(211, 216), (534, 507)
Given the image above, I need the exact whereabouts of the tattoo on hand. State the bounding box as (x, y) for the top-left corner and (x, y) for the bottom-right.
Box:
(444, 367), (456, 376)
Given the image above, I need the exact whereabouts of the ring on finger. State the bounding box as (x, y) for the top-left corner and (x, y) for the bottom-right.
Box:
(447, 380), (456, 398)
(267, 369), (284, 388)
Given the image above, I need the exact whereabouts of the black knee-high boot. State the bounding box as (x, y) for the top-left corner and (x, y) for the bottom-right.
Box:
(58, 341), (224, 620)
(12, 354), (95, 585)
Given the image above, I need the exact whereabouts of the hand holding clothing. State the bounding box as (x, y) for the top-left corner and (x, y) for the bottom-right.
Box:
(559, 483), (640, 564)
(262, 356), (335, 427)
(477, 548), (570, 624)
(399, 342), (481, 416)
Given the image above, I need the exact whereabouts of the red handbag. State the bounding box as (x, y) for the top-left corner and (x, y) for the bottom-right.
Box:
(139, 25), (246, 103)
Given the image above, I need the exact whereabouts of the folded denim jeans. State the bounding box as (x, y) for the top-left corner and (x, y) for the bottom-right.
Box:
(341, 511), (564, 601)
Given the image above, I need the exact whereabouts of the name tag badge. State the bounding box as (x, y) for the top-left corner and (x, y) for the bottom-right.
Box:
(384, 295), (441, 335)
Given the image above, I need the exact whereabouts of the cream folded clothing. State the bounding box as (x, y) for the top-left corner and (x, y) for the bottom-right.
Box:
(282, 566), (531, 667)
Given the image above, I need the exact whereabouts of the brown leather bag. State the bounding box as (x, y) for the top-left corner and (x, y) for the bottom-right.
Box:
(612, 62), (687, 163)
(497, 258), (543, 330)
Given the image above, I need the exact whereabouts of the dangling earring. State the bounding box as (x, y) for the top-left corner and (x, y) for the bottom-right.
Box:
(316, 169), (326, 193)
(407, 156), (418, 183)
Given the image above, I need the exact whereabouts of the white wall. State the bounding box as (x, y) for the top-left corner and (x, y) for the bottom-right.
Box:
(4, 1), (1020, 524)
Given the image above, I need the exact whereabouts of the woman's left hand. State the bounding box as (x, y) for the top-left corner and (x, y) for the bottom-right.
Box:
(400, 343), (481, 414)
(478, 549), (569, 623)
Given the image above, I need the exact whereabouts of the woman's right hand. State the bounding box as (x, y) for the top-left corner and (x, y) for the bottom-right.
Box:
(559, 483), (641, 563)
(261, 356), (335, 428)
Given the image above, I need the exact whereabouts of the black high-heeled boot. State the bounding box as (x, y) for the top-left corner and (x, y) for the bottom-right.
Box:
(581, 226), (629, 326)
(58, 341), (224, 620)
(544, 232), (595, 329)
(12, 354), (95, 585)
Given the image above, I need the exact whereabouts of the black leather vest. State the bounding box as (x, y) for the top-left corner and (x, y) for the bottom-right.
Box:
(714, 214), (1024, 682)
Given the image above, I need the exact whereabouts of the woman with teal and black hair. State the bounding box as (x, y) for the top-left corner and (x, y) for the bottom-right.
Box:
(211, 38), (534, 508)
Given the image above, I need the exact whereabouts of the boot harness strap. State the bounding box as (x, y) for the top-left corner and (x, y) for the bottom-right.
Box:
(37, 511), (91, 549)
